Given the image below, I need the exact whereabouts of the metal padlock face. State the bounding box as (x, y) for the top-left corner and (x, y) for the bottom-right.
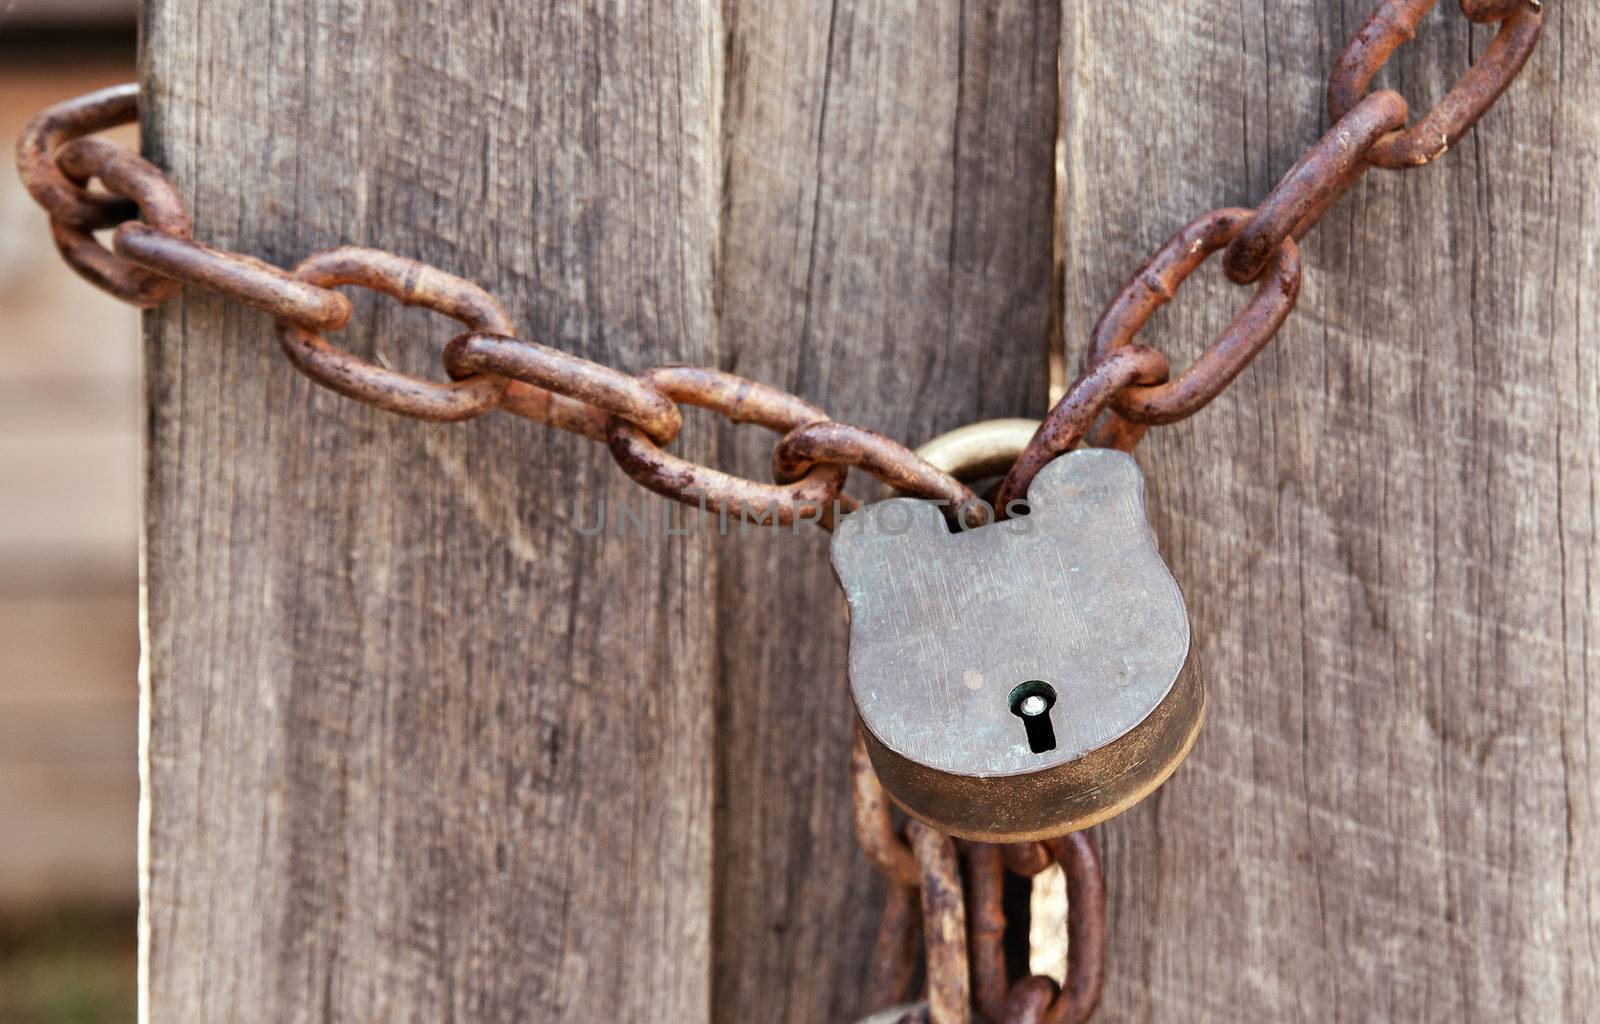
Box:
(831, 448), (1202, 843)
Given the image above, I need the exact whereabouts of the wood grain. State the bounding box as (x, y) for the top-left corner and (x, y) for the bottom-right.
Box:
(139, 0), (1595, 1021)
(141, 3), (720, 1021)
(713, 2), (1057, 1018)
(1061, 3), (1599, 1020)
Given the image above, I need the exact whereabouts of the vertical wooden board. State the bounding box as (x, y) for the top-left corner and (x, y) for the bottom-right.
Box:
(1061, 2), (1598, 1021)
(714, 1), (1058, 1019)
(140, 2), (720, 1021)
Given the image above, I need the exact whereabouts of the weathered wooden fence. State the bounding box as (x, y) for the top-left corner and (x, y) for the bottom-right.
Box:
(141, 1), (1596, 1020)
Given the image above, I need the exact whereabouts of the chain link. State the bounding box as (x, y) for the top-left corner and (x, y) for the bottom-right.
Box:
(114, 222), (353, 330)
(995, 344), (1168, 511)
(1008, 0), (1543, 479)
(1329, 0), (1543, 169)
(606, 365), (854, 527)
(277, 247), (516, 422)
(14, 3), (1543, 1020)
(1221, 89), (1410, 284)
(1086, 208), (1304, 427)
(50, 137), (191, 307)
(775, 422), (990, 528)
(444, 331), (679, 443)
(11, 0), (1542, 531)
(15, 81), (140, 229)
(853, 733), (1108, 1024)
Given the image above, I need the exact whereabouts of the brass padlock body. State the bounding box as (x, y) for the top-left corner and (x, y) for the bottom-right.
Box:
(832, 444), (1202, 842)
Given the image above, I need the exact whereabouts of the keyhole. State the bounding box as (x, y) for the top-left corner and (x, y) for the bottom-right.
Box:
(1008, 680), (1057, 754)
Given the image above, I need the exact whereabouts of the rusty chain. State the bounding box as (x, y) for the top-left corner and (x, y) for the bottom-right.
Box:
(854, 731), (1107, 1024)
(13, 0), (1542, 537)
(14, 2), (1541, 1021)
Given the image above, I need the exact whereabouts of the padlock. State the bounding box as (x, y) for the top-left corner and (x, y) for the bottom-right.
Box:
(832, 436), (1201, 843)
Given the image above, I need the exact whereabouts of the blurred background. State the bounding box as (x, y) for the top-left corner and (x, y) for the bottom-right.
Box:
(1, 1), (140, 1020)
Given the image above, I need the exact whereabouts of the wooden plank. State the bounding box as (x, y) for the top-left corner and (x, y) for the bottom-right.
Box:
(134, 0), (1596, 1019)
(713, 2), (1058, 1018)
(1062, 2), (1599, 1019)
(140, 3), (720, 1021)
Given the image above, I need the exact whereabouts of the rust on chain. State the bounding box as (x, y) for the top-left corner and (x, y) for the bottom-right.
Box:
(849, 829), (1109, 1024)
(1084, 411), (1148, 454)
(497, 382), (614, 441)
(606, 365), (851, 528)
(1459, 0), (1537, 22)
(444, 331), (680, 444)
(1001, 841), (1052, 878)
(15, 82), (140, 230)
(773, 421), (989, 528)
(852, 728), (921, 888)
(867, 880), (921, 1011)
(1222, 89), (1410, 283)
(908, 822), (970, 1024)
(9, 19), (1548, 1017)
(1329, 0), (1542, 169)
(995, 344), (1168, 510)
(1002, 977), (1059, 1024)
(113, 221), (352, 330)
(277, 247), (515, 422)
(49, 137), (191, 308)
(1087, 208), (1302, 427)
(960, 842), (1009, 1024)
(1039, 833), (1107, 1024)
